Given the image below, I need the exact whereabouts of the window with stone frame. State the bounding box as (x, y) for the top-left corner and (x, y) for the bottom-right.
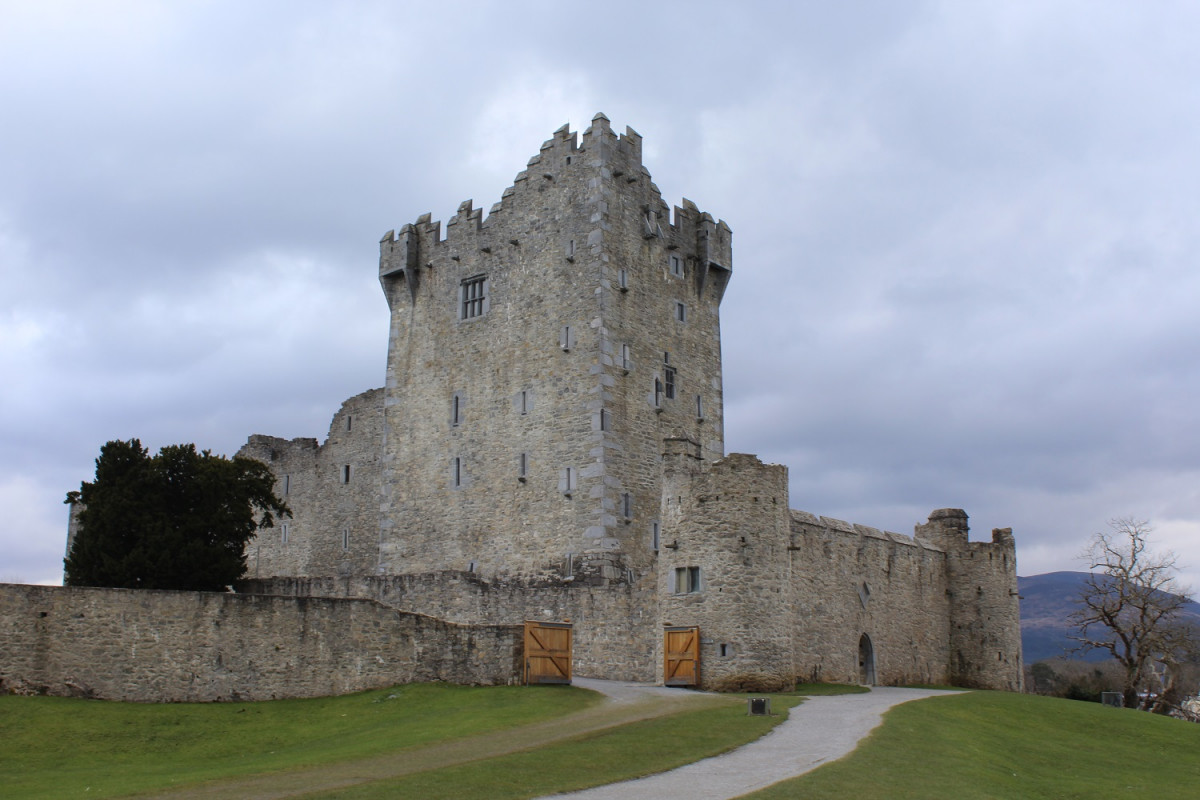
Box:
(673, 566), (701, 594)
(460, 275), (488, 319)
(669, 252), (684, 277)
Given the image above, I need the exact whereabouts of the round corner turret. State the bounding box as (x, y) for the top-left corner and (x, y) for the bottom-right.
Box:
(915, 508), (969, 550)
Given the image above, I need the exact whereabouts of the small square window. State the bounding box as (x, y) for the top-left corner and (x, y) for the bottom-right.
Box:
(673, 566), (701, 594)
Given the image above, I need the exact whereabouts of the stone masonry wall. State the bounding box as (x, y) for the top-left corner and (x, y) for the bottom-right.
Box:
(658, 451), (796, 691)
(240, 572), (659, 682)
(916, 509), (1023, 690)
(653, 451), (1019, 691)
(239, 388), (384, 578)
(0, 584), (521, 701)
(788, 511), (953, 686)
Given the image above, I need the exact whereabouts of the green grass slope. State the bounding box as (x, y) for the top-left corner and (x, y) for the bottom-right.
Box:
(4, 683), (597, 799)
(307, 699), (800, 799)
(745, 691), (1200, 800)
(4, 682), (798, 800)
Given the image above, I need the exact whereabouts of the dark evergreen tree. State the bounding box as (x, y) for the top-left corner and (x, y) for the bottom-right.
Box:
(64, 439), (289, 591)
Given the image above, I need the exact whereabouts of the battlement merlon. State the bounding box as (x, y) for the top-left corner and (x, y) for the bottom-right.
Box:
(579, 112), (643, 168)
(695, 211), (733, 303)
(379, 223), (421, 305)
(991, 527), (1015, 547)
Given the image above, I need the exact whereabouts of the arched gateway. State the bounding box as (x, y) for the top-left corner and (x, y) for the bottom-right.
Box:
(858, 633), (876, 685)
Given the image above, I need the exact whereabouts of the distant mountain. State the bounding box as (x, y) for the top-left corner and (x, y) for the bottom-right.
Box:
(1018, 571), (1200, 664)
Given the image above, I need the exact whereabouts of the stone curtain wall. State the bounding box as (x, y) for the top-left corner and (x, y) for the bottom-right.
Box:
(240, 572), (659, 682)
(654, 452), (1022, 692)
(788, 512), (953, 686)
(0, 584), (521, 702)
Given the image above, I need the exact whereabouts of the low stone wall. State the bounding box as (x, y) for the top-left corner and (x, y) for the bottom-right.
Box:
(0, 584), (521, 702)
(240, 572), (658, 682)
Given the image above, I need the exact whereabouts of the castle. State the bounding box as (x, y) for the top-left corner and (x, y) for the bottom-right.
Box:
(231, 113), (1023, 692)
(0, 114), (1021, 700)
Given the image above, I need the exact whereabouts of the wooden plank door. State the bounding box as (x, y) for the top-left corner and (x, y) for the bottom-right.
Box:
(524, 621), (572, 685)
(664, 626), (700, 687)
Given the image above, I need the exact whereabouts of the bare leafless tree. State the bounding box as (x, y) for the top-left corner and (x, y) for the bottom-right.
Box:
(1071, 517), (1194, 710)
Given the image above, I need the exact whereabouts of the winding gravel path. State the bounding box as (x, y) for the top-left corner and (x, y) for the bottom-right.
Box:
(544, 681), (959, 800)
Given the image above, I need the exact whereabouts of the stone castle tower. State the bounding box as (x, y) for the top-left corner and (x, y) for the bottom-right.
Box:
(235, 114), (1023, 692)
(375, 114), (729, 581)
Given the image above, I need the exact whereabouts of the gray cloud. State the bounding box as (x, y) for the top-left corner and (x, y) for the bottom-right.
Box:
(4, 1), (1199, 589)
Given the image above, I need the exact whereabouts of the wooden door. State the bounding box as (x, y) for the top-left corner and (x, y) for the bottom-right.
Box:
(523, 621), (572, 684)
(664, 626), (700, 687)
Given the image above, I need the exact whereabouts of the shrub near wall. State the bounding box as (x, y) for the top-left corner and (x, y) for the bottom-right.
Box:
(0, 584), (521, 702)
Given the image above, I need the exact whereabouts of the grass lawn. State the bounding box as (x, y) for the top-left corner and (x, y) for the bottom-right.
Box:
(299, 695), (802, 799)
(15, 681), (1199, 799)
(744, 690), (1200, 800)
(3, 682), (598, 799)
(4, 682), (799, 800)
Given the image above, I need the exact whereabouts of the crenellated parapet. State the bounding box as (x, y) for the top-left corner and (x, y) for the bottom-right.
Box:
(378, 113), (733, 315)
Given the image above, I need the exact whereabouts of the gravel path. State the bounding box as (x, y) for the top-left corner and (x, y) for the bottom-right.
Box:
(543, 682), (959, 800)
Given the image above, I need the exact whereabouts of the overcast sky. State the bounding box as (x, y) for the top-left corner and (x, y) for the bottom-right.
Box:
(3, 1), (1198, 589)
